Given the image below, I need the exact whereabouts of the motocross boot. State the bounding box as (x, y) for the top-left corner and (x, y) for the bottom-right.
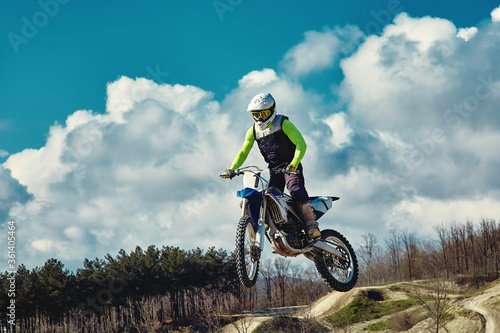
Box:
(298, 201), (321, 239)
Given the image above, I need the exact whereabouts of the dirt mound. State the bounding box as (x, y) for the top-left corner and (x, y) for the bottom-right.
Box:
(295, 288), (359, 318)
(221, 279), (500, 332)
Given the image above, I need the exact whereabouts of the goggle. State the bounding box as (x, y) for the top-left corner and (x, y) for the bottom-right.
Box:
(251, 109), (272, 121)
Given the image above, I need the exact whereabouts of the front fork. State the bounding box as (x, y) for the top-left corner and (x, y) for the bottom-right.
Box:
(241, 198), (266, 260)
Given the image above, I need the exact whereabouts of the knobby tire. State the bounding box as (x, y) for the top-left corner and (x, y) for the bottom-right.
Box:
(235, 215), (259, 288)
(314, 229), (358, 292)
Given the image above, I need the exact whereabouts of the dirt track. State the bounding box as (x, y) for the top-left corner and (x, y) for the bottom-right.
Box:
(221, 281), (500, 332)
(461, 282), (500, 333)
(220, 288), (363, 332)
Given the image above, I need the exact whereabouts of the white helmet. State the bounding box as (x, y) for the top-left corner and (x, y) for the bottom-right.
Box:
(247, 92), (276, 130)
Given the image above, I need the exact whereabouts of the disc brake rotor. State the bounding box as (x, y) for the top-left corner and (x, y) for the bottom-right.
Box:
(326, 244), (350, 270)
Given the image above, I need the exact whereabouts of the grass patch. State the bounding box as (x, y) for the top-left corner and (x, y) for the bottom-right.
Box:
(366, 320), (389, 331)
(252, 315), (326, 333)
(324, 290), (418, 327)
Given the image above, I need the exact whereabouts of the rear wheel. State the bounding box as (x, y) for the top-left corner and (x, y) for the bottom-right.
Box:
(235, 215), (260, 287)
(314, 229), (358, 292)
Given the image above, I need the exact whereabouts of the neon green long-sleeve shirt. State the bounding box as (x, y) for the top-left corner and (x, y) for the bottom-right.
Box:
(229, 119), (307, 170)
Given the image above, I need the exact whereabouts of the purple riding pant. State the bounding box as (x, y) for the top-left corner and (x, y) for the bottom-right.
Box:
(268, 164), (309, 204)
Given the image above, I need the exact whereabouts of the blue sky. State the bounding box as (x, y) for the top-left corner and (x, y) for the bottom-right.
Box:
(1, 0), (498, 155)
(1, 0), (500, 271)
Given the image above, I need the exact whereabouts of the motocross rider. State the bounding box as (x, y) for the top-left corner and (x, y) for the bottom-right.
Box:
(221, 92), (321, 239)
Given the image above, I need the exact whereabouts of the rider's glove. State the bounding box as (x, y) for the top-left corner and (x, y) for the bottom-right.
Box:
(221, 169), (235, 179)
(285, 163), (297, 174)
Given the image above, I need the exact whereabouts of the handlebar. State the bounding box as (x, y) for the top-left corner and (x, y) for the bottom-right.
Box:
(220, 164), (299, 179)
(219, 166), (261, 179)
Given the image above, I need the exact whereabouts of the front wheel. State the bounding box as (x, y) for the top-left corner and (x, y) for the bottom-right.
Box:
(314, 229), (358, 292)
(235, 215), (260, 288)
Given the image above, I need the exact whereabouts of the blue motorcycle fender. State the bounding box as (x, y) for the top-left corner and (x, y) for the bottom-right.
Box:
(237, 188), (262, 226)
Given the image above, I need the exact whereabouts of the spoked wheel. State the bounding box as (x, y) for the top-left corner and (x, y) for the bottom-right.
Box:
(235, 215), (260, 288)
(314, 229), (358, 292)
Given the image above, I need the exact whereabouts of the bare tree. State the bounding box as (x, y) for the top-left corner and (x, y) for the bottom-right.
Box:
(273, 258), (291, 307)
(401, 230), (418, 280)
(493, 221), (500, 278)
(420, 239), (441, 279)
(301, 266), (328, 304)
(298, 305), (322, 333)
(413, 280), (451, 333)
(450, 221), (461, 274)
(288, 263), (304, 305)
(385, 229), (403, 282)
(458, 221), (471, 274)
(478, 218), (495, 275)
(197, 291), (226, 333)
(260, 259), (275, 308)
(231, 315), (255, 333)
(465, 220), (477, 277)
(434, 224), (451, 279)
(359, 233), (380, 285)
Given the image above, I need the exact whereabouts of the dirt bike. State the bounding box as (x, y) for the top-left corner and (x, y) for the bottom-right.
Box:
(222, 165), (358, 292)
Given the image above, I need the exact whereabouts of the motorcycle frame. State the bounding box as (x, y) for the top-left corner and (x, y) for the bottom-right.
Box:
(236, 166), (345, 260)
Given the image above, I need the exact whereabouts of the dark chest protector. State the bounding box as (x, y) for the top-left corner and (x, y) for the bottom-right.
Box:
(253, 115), (296, 167)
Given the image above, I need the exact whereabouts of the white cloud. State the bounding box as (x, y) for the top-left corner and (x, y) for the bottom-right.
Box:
(0, 165), (31, 223)
(386, 196), (500, 236)
(4, 113), (98, 200)
(238, 68), (279, 88)
(1, 70), (333, 270)
(31, 239), (55, 253)
(386, 14), (457, 51)
(336, 11), (500, 235)
(323, 112), (353, 149)
(0, 149), (8, 157)
(282, 26), (363, 77)
(456, 27), (478, 41)
(2, 77), (242, 269)
(282, 30), (339, 77)
(341, 13), (461, 133)
(491, 5), (500, 22)
(454, 129), (500, 163)
(2, 11), (500, 271)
